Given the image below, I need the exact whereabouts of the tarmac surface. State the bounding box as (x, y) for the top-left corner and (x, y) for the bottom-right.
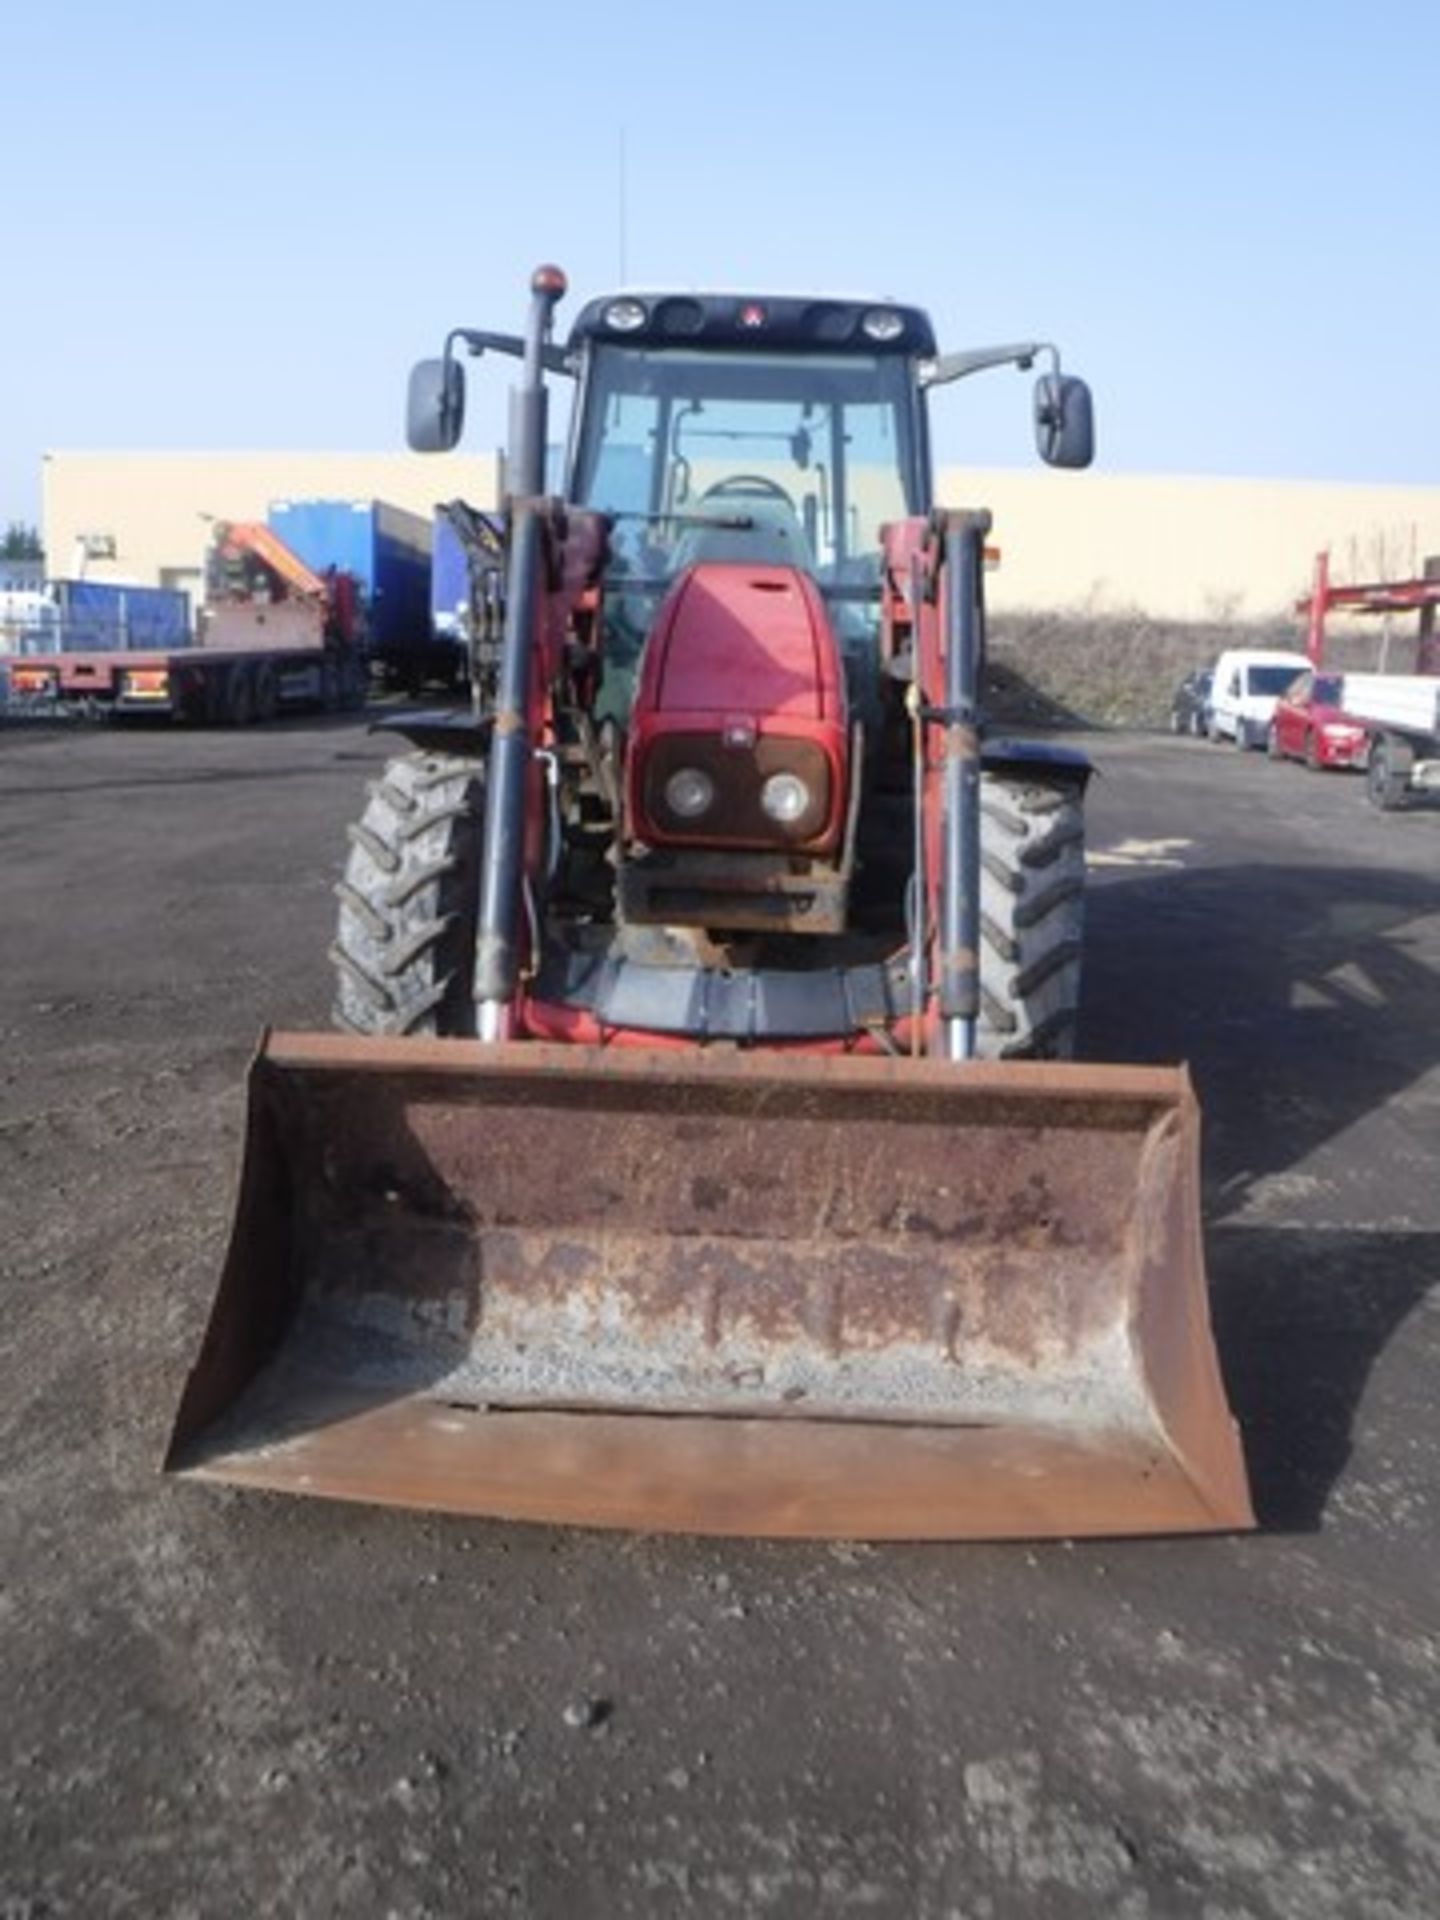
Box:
(1, 714), (1437, 1918)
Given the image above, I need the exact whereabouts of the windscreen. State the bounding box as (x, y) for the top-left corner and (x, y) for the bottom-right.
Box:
(1247, 665), (1307, 697)
(571, 345), (923, 590)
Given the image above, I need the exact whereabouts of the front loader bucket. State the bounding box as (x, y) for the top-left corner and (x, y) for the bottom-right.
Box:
(165, 1035), (1253, 1539)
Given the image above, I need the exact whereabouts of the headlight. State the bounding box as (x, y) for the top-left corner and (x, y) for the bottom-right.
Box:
(760, 772), (811, 824)
(604, 298), (647, 333)
(664, 767), (715, 819)
(860, 307), (905, 343)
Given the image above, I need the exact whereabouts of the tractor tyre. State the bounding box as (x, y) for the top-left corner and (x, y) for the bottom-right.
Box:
(223, 663), (255, 727)
(330, 751), (487, 1037)
(339, 654), (369, 713)
(252, 662), (279, 723)
(978, 771), (1087, 1060)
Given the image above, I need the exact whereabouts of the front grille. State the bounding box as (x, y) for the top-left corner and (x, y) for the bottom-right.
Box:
(641, 733), (832, 846)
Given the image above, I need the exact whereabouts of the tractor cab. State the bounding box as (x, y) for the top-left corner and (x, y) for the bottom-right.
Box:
(562, 294), (934, 731)
(407, 277), (1091, 733)
(565, 295), (934, 573)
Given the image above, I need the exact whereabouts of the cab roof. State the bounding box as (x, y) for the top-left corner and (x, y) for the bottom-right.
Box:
(567, 291), (937, 357)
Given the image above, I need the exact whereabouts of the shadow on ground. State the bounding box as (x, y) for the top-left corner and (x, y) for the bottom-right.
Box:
(1083, 859), (1438, 1532)
(1207, 1224), (1435, 1532)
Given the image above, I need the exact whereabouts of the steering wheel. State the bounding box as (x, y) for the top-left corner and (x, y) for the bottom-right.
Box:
(699, 475), (797, 511)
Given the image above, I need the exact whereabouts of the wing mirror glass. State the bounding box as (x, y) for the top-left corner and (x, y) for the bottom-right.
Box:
(407, 357), (465, 453)
(1034, 373), (1094, 469)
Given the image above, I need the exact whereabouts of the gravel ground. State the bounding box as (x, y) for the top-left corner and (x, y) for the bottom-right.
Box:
(1, 715), (1436, 1918)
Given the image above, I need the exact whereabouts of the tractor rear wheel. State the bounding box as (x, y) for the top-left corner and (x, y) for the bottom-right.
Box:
(223, 663), (255, 727)
(330, 751), (487, 1036)
(252, 662), (279, 723)
(978, 772), (1086, 1059)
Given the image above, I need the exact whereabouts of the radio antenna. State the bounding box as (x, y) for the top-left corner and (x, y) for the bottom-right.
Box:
(618, 126), (629, 284)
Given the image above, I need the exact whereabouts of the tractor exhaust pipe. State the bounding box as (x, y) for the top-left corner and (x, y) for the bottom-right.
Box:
(506, 265), (567, 500)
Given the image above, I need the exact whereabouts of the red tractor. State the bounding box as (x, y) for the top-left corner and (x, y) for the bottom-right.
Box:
(337, 275), (1097, 1056)
(168, 270), (1252, 1542)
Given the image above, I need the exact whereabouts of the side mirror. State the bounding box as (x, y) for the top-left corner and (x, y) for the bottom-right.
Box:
(1034, 373), (1094, 469)
(407, 357), (465, 453)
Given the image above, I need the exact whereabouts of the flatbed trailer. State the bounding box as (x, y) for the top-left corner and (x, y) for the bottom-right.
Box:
(1339, 671), (1440, 810)
(1298, 552), (1440, 810)
(7, 640), (365, 725)
(5, 523), (366, 725)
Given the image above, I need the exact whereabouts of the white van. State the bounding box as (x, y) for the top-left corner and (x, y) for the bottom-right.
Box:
(1208, 648), (1310, 749)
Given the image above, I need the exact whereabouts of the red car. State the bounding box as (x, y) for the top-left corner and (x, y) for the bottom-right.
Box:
(1267, 670), (1369, 769)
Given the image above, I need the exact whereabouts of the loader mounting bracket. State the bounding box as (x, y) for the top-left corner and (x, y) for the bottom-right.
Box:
(532, 948), (913, 1041)
(981, 738), (1093, 787)
(370, 710), (494, 756)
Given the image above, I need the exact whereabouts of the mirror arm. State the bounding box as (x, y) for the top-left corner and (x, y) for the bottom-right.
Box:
(920, 341), (1060, 388)
(445, 329), (574, 377)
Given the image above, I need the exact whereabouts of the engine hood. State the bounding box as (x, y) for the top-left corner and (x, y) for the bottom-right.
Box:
(636, 563), (841, 722)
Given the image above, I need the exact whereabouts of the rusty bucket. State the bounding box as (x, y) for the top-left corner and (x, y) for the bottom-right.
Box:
(164, 1034), (1253, 1539)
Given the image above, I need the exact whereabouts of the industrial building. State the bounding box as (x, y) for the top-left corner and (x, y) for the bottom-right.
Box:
(40, 448), (1440, 626)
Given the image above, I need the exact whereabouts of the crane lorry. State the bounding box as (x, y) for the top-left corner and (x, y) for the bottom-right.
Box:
(6, 525), (366, 723)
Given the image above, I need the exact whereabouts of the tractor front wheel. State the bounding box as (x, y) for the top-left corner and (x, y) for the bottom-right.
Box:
(978, 772), (1086, 1059)
(330, 751), (487, 1036)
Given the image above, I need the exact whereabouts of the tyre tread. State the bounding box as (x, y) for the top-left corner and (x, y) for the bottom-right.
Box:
(331, 752), (486, 1037)
(977, 771), (1087, 1060)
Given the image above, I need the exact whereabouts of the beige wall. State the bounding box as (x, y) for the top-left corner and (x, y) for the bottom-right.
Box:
(42, 450), (1440, 625)
(42, 450), (502, 595)
(938, 468), (1440, 622)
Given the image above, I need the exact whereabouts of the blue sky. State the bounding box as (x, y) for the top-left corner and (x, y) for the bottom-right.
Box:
(3, 0), (1437, 523)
